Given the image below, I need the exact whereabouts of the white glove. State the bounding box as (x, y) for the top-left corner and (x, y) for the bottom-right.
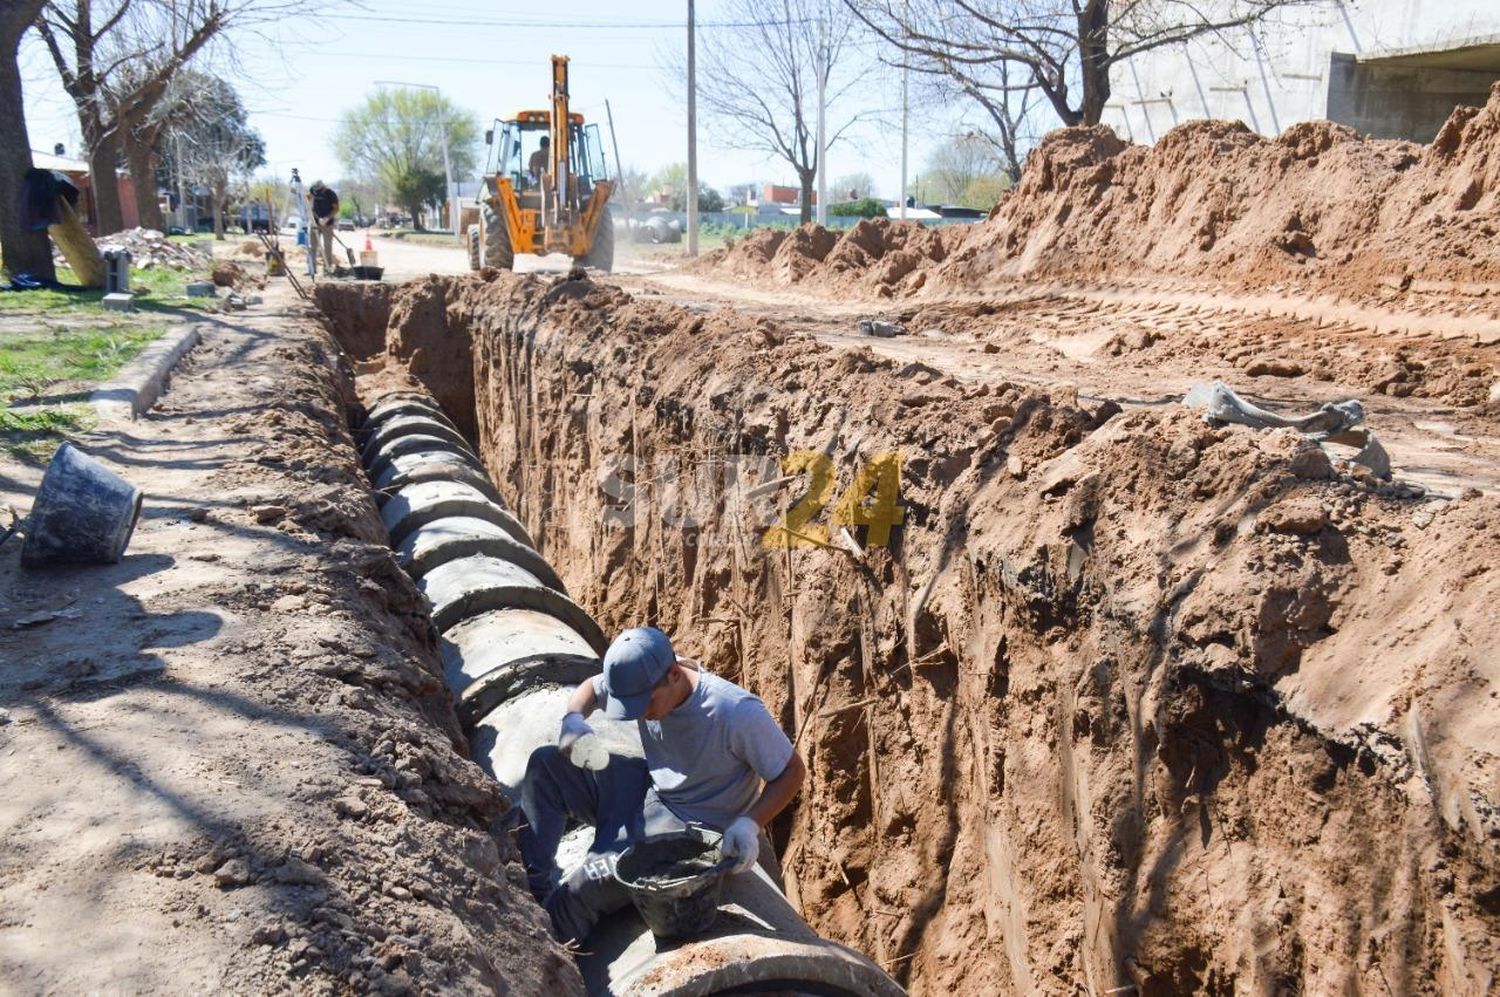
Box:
(720, 816), (760, 874)
(558, 713), (608, 770)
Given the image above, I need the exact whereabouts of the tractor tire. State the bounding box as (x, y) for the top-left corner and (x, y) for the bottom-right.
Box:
(466, 224), (480, 271)
(481, 202), (514, 271)
(577, 206), (615, 274)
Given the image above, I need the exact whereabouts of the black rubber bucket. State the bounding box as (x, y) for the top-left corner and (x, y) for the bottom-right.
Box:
(21, 442), (143, 567)
(614, 829), (730, 940)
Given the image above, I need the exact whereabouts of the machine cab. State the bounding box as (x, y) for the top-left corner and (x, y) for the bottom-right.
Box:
(487, 113), (609, 211)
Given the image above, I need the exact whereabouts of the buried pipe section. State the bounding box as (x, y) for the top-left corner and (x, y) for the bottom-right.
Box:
(358, 389), (905, 997)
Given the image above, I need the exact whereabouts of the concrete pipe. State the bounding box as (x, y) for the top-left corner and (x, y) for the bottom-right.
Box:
(357, 392), (905, 997)
(371, 455), (508, 509)
(417, 553), (606, 649)
(362, 395), (449, 434)
(359, 414), (474, 466)
(380, 479), (535, 550)
(365, 389), (446, 417)
(366, 434), (482, 484)
(439, 608), (599, 726)
(395, 514), (565, 591)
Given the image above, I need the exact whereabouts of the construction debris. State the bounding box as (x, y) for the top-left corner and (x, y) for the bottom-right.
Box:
(1184, 380), (1392, 477)
(857, 318), (907, 338)
(98, 228), (213, 271)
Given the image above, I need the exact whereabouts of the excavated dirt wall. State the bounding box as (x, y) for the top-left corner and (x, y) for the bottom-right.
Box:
(331, 273), (1499, 994)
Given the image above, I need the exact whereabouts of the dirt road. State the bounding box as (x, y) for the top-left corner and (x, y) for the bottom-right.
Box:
(362, 232), (669, 283)
(618, 268), (1500, 498)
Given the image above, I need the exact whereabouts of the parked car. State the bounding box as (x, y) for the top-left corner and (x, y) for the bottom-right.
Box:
(336, 218), (355, 231)
(241, 202), (272, 233)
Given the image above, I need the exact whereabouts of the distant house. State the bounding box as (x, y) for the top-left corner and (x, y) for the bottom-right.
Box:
(759, 183), (818, 207)
(29, 149), (142, 232)
(30, 147), (144, 230)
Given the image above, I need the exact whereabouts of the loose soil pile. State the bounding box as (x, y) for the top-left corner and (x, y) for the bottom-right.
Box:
(338, 272), (1499, 994)
(0, 291), (580, 994)
(706, 82), (1500, 302)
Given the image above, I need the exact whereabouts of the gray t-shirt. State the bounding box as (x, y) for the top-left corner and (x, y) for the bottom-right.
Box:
(593, 668), (794, 829)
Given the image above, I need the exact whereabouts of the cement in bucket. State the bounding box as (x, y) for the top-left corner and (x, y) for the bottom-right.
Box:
(21, 442), (143, 567)
(614, 829), (730, 939)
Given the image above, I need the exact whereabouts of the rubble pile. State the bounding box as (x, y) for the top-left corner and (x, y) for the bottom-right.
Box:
(83, 228), (213, 272)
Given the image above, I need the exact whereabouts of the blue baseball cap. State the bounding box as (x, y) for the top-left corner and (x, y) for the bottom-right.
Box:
(601, 627), (676, 720)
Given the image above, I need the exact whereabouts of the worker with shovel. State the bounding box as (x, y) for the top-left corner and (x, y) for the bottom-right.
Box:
(308, 181), (340, 275)
(518, 626), (806, 946)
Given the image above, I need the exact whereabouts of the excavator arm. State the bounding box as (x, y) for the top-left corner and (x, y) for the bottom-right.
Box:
(546, 54), (570, 252)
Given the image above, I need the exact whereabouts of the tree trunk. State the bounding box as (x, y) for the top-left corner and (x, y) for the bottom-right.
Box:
(212, 179), (226, 240)
(798, 170), (815, 225)
(0, 8), (57, 282)
(1077, 0), (1111, 126)
(124, 126), (164, 231)
(87, 132), (124, 235)
(408, 200), (425, 231)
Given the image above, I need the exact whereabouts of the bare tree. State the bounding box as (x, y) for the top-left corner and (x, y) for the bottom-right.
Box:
(35, 0), (293, 235)
(688, 0), (870, 223)
(169, 72), (264, 239)
(0, 0), (56, 281)
(847, 0), (1320, 129)
(914, 55), (1037, 182)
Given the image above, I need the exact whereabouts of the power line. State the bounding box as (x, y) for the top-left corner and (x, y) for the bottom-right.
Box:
(321, 12), (809, 29)
(316, 50), (656, 69)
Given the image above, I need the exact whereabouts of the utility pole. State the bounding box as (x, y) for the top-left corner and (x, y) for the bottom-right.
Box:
(686, 0), (699, 256)
(899, 36), (909, 220)
(815, 11), (827, 226)
(605, 98), (628, 213)
(894, 9), (906, 221)
(437, 105), (453, 233)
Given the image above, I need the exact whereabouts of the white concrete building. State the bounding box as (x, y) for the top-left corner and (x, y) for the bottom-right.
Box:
(1104, 1), (1500, 144)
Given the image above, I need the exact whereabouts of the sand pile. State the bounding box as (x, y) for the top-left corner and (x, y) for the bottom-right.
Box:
(708, 82), (1500, 300)
(709, 217), (963, 296)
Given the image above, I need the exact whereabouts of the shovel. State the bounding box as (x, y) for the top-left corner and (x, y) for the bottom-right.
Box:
(329, 228), (357, 266)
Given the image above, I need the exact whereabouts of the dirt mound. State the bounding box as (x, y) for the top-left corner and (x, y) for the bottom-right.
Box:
(707, 83), (1500, 302)
(707, 217), (961, 297)
(373, 272), (1499, 993)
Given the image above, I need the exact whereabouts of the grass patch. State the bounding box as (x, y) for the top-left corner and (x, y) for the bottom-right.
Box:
(382, 229), (458, 248)
(0, 323), (162, 400)
(0, 404), (95, 463)
(0, 322), (155, 463)
(0, 264), (215, 315)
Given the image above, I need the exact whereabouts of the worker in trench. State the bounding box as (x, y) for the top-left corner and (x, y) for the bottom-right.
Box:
(518, 626), (806, 946)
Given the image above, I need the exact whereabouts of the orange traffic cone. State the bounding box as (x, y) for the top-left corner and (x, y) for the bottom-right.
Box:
(363, 233), (373, 252)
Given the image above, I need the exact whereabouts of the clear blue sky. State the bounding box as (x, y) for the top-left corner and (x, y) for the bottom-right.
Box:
(19, 0), (971, 202)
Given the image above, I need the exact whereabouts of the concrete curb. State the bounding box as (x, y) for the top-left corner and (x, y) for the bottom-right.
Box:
(91, 325), (203, 423)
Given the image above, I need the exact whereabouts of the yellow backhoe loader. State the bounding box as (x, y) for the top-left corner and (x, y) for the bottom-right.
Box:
(469, 56), (615, 273)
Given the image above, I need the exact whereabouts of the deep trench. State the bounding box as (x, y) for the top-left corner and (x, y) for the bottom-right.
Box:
(319, 273), (1500, 995)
